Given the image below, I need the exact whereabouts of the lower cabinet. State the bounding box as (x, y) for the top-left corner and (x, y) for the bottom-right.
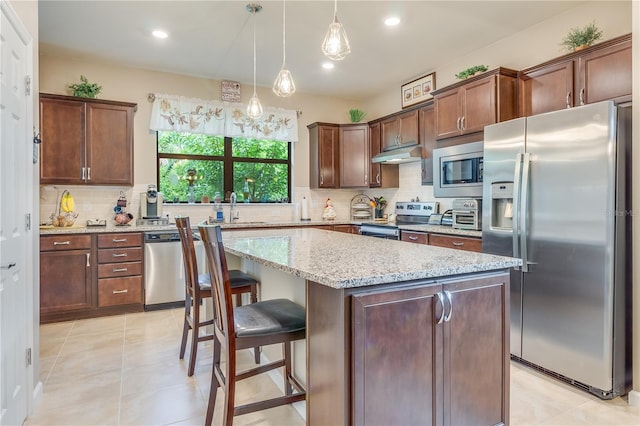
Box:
(333, 224), (361, 234)
(40, 232), (144, 323)
(401, 230), (482, 252)
(351, 272), (509, 426)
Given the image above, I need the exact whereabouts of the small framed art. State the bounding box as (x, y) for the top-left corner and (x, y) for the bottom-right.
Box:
(401, 73), (436, 109)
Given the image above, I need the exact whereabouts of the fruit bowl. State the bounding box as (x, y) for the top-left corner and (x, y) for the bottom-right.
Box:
(51, 212), (79, 227)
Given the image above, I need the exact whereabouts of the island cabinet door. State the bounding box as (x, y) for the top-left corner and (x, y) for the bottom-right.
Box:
(440, 271), (510, 426)
(352, 283), (443, 426)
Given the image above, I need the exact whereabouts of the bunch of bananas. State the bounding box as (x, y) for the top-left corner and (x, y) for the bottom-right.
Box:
(60, 190), (75, 213)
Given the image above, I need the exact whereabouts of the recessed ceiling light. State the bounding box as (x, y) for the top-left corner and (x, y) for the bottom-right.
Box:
(152, 30), (168, 39)
(322, 62), (335, 70)
(384, 16), (400, 26)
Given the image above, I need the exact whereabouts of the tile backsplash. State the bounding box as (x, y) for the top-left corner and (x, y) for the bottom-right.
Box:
(39, 162), (454, 227)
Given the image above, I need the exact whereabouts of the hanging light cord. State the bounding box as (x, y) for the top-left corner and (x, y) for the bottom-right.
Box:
(252, 8), (257, 96)
(281, 0), (286, 66)
(333, 0), (338, 20)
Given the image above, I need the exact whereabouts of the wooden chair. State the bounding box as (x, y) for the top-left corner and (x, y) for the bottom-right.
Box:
(199, 224), (306, 426)
(175, 217), (259, 377)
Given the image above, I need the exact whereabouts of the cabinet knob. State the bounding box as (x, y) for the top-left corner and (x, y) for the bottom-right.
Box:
(112, 289), (129, 294)
(112, 238), (127, 243)
(53, 241), (71, 246)
(86, 253), (91, 267)
(443, 290), (453, 322)
(436, 292), (445, 325)
(320, 174), (324, 185)
(408, 236), (418, 241)
(376, 173), (380, 184)
(456, 117), (461, 131)
(566, 91), (572, 109)
(112, 253), (128, 258)
(87, 167), (91, 180)
(461, 116), (465, 130)
(452, 241), (464, 246)
(579, 88), (585, 106)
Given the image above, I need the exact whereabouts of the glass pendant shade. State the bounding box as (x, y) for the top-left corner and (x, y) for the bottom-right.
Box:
(273, 66), (296, 97)
(247, 93), (264, 119)
(273, 0), (296, 97)
(322, 2), (350, 61)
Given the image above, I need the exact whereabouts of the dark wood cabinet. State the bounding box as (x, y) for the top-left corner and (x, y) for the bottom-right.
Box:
(351, 271), (510, 426)
(339, 124), (369, 188)
(40, 235), (93, 318)
(381, 109), (419, 150)
(40, 93), (136, 185)
(332, 224), (360, 234)
(308, 122), (340, 188)
(400, 230), (429, 244)
(368, 122), (399, 188)
(429, 233), (482, 252)
(433, 68), (518, 140)
(519, 34), (631, 116)
(419, 103), (436, 184)
(40, 232), (144, 323)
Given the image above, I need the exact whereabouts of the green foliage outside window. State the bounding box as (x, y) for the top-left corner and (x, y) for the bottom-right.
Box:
(157, 132), (290, 203)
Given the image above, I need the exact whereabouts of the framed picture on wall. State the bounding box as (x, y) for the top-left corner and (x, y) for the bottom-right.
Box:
(401, 72), (436, 108)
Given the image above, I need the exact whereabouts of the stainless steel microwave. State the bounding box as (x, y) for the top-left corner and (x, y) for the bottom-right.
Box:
(432, 141), (484, 198)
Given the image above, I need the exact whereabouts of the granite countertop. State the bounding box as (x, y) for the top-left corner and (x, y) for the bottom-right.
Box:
(216, 227), (519, 289)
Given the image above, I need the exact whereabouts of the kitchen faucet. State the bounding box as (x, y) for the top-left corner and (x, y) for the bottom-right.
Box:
(229, 192), (237, 223)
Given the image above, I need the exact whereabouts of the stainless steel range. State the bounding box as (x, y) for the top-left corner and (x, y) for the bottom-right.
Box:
(360, 202), (439, 239)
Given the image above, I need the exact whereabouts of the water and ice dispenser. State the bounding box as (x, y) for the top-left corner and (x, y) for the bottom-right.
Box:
(490, 182), (513, 230)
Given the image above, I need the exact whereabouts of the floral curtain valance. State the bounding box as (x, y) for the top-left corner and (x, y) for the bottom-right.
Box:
(149, 93), (299, 142)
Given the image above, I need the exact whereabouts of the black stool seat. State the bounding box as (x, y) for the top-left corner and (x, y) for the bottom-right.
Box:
(198, 271), (258, 290)
(235, 299), (306, 337)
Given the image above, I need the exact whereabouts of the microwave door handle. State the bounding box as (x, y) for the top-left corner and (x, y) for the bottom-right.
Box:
(520, 152), (531, 273)
(512, 153), (523, 270)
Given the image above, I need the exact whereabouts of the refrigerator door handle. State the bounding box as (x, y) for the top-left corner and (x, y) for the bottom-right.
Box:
(512, 153), (523, 270)
(520, 152), (531, 273)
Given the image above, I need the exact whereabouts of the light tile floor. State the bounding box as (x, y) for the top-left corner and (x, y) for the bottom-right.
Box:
(26, 308), (639, 426)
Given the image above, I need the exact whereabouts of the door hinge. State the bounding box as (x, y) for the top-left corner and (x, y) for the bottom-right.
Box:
(25, 76), (31, 96)
(26, 348), (32, 366)
(25, 213), (31, 231)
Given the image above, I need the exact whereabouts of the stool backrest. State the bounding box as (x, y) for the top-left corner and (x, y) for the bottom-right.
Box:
(199, 225), (235, 341)
(175, 216), (201, 300)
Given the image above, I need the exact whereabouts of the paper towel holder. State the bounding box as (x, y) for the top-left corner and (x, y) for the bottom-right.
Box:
(301, 196), (311, 221)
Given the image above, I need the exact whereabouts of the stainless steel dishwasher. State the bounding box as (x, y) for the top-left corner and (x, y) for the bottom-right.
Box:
(144, 230), (207, 310)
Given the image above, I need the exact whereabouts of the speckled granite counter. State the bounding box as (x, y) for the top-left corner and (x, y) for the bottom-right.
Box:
(217, 227), (517, 289)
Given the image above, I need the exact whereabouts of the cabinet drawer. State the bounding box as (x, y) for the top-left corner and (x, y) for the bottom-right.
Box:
(401, 231), (428, 244)
(98, 261), (142, 278)
(97, 232), (142, 248)
(429, 234), (482, 252)
(98, 247), (142, 263)
(98, 276), (142, 307)
(40, 234), (91, 251)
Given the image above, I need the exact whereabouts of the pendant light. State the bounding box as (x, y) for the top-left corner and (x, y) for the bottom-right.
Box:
(246, 4), (263, 119)
(272, 0), (296, 97)
(321, 0), (350, 61)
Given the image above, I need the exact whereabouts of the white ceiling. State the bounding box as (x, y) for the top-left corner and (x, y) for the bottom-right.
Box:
(39, 1), (586, 100)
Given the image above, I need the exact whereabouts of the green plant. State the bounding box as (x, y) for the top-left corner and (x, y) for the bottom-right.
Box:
(560, 21), (603, 51)
(349, 108), (367, 123)
(68, 75), (102, 98)
(455, 65), (488, 80)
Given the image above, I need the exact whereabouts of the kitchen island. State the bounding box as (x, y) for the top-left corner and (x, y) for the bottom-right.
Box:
(216, 227), (520, 425)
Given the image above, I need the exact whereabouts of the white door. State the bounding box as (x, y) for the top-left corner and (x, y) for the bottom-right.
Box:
(0, 1), (31, 425)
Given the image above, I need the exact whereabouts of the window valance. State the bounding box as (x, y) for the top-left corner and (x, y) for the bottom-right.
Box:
(149, 93), (299, 142)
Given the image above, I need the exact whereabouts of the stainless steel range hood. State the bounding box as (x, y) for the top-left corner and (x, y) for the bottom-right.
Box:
(371, 142), (422, 164)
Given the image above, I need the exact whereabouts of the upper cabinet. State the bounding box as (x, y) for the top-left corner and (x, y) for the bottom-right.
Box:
(419, 103), (436, 185)
(40, 94), (137, 185)
(309, 122), (340, 189)
(368, 122), (399, 188)
(340, 124), (370, 188)
(519, 34), (631, 117)
(432, 68), (518, 140)
(380, 109), (419, 150)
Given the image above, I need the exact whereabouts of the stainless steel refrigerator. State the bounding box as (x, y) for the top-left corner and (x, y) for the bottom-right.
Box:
(482, 100), (631, 399)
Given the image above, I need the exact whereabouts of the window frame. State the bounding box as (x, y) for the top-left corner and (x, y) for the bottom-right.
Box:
(156, 132), (292, 203)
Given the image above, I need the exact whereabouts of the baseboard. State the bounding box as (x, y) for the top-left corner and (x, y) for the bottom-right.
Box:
(251, 349), (307, 422)
(629, 389), (640, 407)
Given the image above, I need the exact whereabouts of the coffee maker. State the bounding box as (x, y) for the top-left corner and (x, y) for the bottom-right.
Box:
(140, 184), (163, 219)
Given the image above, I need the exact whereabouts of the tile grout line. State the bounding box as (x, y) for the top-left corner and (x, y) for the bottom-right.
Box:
(116, 314), (128, 426)
(41, 321), (74, 386)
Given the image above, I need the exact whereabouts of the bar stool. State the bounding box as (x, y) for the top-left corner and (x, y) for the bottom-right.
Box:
(199, 224), (306, 426)
(176, 217), (259, 377)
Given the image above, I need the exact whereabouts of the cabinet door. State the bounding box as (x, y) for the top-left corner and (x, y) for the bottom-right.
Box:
(519, 60), (574, 116)
(419, 105), (436, 184)
(40, 97), (86, 184)
(352, 284), (442, 426)
(340, 125), (369, 188)
(40, 249), (93, 314)
(380, 116), (400, 150)
(460, 75), (497, 134)
(400, 230), (429, 244)
(318, 126), (339, 188)
(369, 122), (381, 187)
(429, 234), (482, 252)
(86, 103), (135, 185)
(442, 273), (509, 426)
(398, 109), (419, 145)
(578, 39), (632, 105)
(434, 88), (461, 139)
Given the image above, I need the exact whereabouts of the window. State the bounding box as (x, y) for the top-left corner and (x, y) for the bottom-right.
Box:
(157, 131), (291, 203)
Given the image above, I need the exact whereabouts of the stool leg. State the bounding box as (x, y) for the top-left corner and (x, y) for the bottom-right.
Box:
(283, 341), (293, 396)
(251, 285), (261, 364)
(223, 346), (237, 426)
(179, 295), (190, 360)
(205, 337), (222, 426)
(187, 297), (200, 377)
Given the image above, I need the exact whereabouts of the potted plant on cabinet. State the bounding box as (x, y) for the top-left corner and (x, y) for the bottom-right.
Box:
(560, 21), (603, 52)
(68, 75), (102, 98)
